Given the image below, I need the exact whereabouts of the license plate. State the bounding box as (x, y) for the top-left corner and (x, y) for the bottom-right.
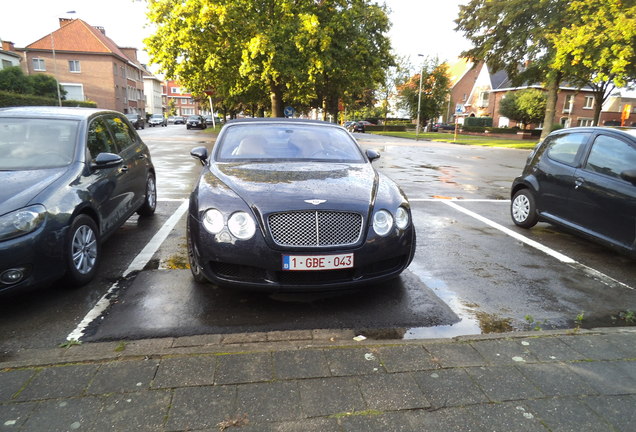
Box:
(282, 253), (354, 271)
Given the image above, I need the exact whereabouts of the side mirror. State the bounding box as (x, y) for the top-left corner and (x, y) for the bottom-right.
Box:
(91, 152), (123, 169)
(620, 169), (636, 186)
(190, 146), (208, 165)
(366, 149), (381, 162)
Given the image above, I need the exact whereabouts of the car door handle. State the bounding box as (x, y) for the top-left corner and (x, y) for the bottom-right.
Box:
(574, 177), (584, 189)
(119, 165), (129, 173)
(138, 154), (147, 160)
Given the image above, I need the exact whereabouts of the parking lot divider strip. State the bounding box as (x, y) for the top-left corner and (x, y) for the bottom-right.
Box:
(66, 200), (189, 341)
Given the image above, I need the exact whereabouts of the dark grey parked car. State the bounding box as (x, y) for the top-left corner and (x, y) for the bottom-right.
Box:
(125, 113), (145, 130)
(511, 127), (636, 256)
(0, 106), (156, 293)
(186, 115), (207, 130)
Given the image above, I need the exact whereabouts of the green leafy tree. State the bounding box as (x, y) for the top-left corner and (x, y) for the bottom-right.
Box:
(499, 89), (547, 129)
(0, 67), (32, 94)
(455, 0), (570, 139)
(313, 0), (393, 120)
(397, 58), (450, 128)
(145, 0), (392, 117)
(0, 66), (65, 100)
(29, 74), (66, 100)
(549, 0), (636, 124)
(376, 54), (411, 127)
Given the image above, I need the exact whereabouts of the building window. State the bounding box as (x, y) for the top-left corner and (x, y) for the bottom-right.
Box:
(583, 96), (594, 109)
(62, 83), (84, 101)
(560, 117), (571, 128)
(577, 118), (594, 127)
(171, 87), (180, 94)
(32, 58), (46, 71)
(2, 59), (13, 69)
(563, 95), (574, 113)
(477, 91), (489, 108)
(68, 60), (80, 73)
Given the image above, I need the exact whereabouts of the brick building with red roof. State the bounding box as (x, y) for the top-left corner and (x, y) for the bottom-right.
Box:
(17, 18), (146, 115)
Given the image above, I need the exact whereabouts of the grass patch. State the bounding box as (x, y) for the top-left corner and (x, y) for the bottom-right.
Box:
(371, 131), (539, 149)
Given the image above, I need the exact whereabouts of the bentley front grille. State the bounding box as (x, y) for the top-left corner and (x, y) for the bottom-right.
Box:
(268, 211), (363, 247)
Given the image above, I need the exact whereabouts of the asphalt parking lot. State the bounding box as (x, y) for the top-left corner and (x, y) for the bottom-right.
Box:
(1, 128), (634, 352)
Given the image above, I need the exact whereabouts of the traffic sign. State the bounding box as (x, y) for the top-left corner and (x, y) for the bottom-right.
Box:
(284, 106), (295, 117)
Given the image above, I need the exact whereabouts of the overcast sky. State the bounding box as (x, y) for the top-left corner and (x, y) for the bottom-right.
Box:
(1, 0), (470, 68)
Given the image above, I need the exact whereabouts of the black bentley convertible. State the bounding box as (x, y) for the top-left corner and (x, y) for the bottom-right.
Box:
(187, 118), (416, 291)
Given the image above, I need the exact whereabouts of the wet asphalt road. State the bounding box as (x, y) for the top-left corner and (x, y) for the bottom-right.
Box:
(1, 127), (635, 351)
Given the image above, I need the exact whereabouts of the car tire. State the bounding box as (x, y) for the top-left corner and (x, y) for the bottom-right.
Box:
(187, 125), (191, 130)
(63, 214), (100, 287)
(137, 173), (157, 217)
(186, 219), (208, 283)
(511, 189), (539, 228)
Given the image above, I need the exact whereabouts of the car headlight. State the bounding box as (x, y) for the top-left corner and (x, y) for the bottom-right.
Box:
(202, 209), (224, 234)
(373, 209), (393, 236)
(228, 212), (256, 240)
(0, 205), (47, 241)
(395, 206), (409, 230)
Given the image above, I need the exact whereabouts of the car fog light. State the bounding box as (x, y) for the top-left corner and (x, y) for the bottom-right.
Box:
(203, 209), (224, 234)
(395, 206), (409, 230)
(228, 211), (256, 240)
(373, 210), (393, 236)
(1, 268), (25, 285)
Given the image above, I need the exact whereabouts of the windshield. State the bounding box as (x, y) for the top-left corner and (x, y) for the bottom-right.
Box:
(0, 118), (79, 170)
(215, 123), (365, 163)
(151, 114), (163, 118)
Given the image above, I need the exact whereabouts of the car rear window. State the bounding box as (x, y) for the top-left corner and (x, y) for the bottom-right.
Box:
(214, 123), (365, 163)
(0, 118), (79, 170)
(546, 132), (591, 166)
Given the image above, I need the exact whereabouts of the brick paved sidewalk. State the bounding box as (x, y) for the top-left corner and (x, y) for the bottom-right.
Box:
(1, 328), (635, 431)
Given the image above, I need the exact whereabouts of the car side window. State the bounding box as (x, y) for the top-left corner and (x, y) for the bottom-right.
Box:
(105, 115), (136, 151)
(546, 132), (590, 166)
(87, 118), (118, 159)
(585, 134), (636, 180)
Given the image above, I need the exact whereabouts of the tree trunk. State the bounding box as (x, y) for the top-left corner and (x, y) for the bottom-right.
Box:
(269, 81), (284, 117)
(540, 71), (562, 141)
(322, 97), (328, 121)
(593, 91), (604, 126)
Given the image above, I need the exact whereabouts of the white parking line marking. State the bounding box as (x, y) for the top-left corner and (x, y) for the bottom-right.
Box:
(437, 199), (633, 291)
(66, 200), (189, 341)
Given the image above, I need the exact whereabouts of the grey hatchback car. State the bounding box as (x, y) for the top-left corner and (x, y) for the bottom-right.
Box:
(511, 127), (636, 256)
(0, 107), (156, 292)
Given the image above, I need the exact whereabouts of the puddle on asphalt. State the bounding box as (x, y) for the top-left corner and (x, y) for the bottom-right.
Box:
(401, 261), (517, 339)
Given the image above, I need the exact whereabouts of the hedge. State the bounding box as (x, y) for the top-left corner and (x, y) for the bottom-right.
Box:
(463, 116), (493, 127)
(461, 125), (486, 133)
(485, 127), (521, 134)
(366, 125), (406, 132)
(0, 90), (96, 108)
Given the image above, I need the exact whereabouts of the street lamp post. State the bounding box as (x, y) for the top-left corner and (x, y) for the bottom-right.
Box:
(50, 32), (62, 106)
(415, 54), (424, 141)
(50, 11), (75, 107)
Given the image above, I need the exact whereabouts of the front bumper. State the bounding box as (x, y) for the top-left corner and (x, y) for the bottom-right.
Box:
(0, 224), (68, 293)
(189, 214), (416, 291)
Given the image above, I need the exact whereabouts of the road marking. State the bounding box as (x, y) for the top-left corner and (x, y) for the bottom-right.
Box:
(437, 199), (633, 291)
(410, 198), (509, 203)
(66, 200), (189, 341)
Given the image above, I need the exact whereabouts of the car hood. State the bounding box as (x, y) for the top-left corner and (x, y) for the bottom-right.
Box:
(209, 162), (378, 215)
(0, 168), (66, 215)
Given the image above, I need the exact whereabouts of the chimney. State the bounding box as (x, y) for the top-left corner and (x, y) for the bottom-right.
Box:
(94, 26), (106, 35)
(59, 18), (74, 27)
(1, 40), (16, 51)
